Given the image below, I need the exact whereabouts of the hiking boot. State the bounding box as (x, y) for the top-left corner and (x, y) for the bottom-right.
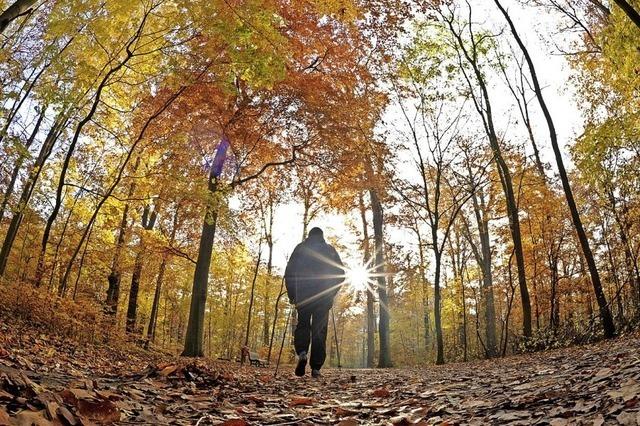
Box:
(295, 352), (307, 377)
(311, 369), (322, 379)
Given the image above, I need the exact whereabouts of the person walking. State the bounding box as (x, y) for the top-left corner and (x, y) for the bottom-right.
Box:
(284, 227), (345, 378)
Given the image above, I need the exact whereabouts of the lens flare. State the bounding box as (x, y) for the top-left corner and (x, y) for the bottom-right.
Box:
(346, 263), (372, 292)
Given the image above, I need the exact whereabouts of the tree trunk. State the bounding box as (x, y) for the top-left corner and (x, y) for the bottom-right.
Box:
(358, 192), (375, 368)
(106, 206), (129, 313)
(0, 0), (38, 34)
(448, 16), (532, 338)
(0, 105), (45, 223)
(126, 250), (143, 333)
(494, 0), (615, 337)
(106, 158), (140, 314)
(415, 224), (430, 351)
(34, 15), (146, 286)
(370, 188), (392, 368)
(0, 115), (65, 277)
(612, 0), (640, 29)
(148, 204), (179, 344)
(182, 172), (219, 357)
(262, 198), (274, 346)
(267, 277), (285, 363)
(241, 245), (262, 364)
(472, 188), (498, 357)
(125, 205), (158, 334)
(147, 256), (168, 344)
(433, 254), (444, 365)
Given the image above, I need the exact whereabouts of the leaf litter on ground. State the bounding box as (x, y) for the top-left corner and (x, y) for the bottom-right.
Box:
(1, 317), (639, 425)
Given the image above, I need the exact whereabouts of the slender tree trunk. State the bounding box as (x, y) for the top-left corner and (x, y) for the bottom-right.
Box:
(476, 193), (497, 356)
(370, 188), (392, 368)
(415, 224), (430, 351)
(358, 192), (375, 368)
(106, 158), (140, 314)
(72, 220), (94, 300)
(0, 106), (45, 223)
(267, 277), (285, 363)
(612, 0), (640, 29)
(262, 198), (274, 346)
(433, 254), (444, 365)
(0, 115), (66, 277)
(147, 257), (168, 343)
(53, 188), (86, 295)
(448, 16), (532, 337)
(34, 12), (149, 286)
(148, 205), (179, 344)
(241, 244), (262, 364)
(494, 0), (615, 337)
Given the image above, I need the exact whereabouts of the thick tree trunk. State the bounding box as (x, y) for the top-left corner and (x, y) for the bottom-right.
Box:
(494, 0), (615, 337)
(0, 0), (38, 34)
(182, 169), (219, 356)
(369, 188), (392, 368)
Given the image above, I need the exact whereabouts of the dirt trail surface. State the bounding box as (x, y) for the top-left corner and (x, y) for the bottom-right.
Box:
(0, 323), (639, 425)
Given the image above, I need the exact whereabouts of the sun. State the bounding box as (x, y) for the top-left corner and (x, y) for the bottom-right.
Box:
(346, 263), (371, 292)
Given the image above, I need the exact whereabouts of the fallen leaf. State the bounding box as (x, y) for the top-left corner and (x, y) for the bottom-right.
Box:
(83, 399), (120, 423)
(57, 406), (77, 426)
(13, 410), (53, 426)
(373, 388), (391, 398)
(616, 411), (637, 426)
(159, 365), (179, 377)
(335, 406), (360, 417)
(290, 396), (314, 407)
(0, 407), (10, 426)
(220, 419), (248, 426)
(337, 419), (359, 426)
(44, 401), (59, 420)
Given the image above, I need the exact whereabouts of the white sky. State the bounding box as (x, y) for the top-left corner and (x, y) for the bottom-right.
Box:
(265, 0), (584, 272)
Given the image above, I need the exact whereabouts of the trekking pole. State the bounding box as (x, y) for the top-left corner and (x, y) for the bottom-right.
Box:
(331, 308), (342, 369)
(274, 305), (293, 377)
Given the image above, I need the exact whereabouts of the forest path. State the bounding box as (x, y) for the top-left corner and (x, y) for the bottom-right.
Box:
(1, 329), (639, 425)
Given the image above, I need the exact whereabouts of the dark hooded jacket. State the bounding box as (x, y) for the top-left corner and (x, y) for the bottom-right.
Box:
(284, 234), (344, 308)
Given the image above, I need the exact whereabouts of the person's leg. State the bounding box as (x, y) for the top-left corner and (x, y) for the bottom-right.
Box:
(309, 304), (330, 371)
(294, 306), (312, 376)
(294, 307), (312, 355)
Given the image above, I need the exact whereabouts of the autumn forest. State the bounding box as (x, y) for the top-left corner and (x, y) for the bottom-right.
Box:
(0, 0), (640, 424)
